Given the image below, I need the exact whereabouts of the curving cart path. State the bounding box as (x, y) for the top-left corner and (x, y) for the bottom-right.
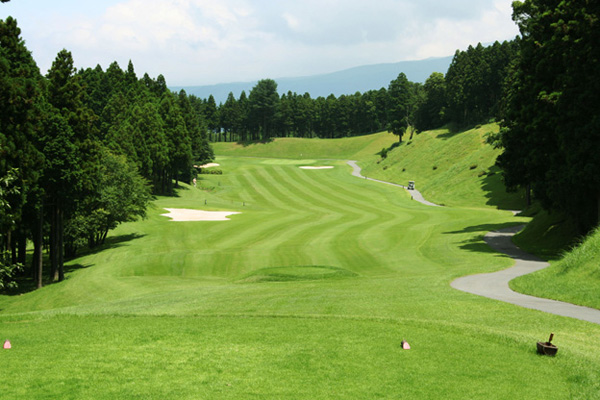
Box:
(347, 160), (600, 324)
(451, 226), (600, 324)
(347, 160), (441, 207)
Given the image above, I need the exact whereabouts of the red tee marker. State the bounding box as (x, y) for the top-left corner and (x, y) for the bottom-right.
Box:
(401, 340), (411, 350)
(3, 340), (11, 349)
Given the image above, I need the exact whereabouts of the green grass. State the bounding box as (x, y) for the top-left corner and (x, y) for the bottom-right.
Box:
(1, 134), (600, 399)
(238, 265), (357, 283)
(512, 226), (600, 310)
(212, 131), (398, 161)
(512, 205), (580, 260)
(360, 124), (526, 210)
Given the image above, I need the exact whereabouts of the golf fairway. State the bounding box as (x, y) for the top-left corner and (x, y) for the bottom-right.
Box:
(1, 156), (599, 399)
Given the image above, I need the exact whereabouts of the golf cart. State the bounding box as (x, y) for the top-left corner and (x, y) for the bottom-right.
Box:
(407, 181), (415, 190)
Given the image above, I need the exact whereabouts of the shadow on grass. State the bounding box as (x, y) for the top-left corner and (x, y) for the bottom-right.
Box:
(77, 233), (146, 258)
(434, 123), (471, 140)
(445, 222), (525, 257)
(436, 130), (463, 140)
(2, 233), (145, 297)
(445, 222), (523, 235)
(480, 165), (527, 211)
(236, 138), (275, 147)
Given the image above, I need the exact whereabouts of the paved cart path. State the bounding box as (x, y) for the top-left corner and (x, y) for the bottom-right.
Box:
(347, 160), (600, 325)
(451, 226), (600, 324)
(347, 160), (441, 207)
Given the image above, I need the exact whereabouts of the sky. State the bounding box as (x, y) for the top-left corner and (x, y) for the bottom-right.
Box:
(1, 0), (520, 86)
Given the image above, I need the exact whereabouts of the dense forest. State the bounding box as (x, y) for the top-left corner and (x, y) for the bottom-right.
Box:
(203, 40), (518, 142)
(498, 0), (600, 233)
(1, 17), (214, 289)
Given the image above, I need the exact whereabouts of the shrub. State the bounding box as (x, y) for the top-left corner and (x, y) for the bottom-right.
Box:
(200, 169), (223, 175)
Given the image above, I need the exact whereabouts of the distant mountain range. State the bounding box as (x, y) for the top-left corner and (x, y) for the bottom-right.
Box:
(170, 56), (453, 104)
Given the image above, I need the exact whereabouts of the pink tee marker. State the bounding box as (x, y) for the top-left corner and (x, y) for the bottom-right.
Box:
(401, 340), (411, 350)
(3, 340), (11, 349)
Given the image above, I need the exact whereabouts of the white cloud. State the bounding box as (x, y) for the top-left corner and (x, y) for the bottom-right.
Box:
(3, 0), (520, 85)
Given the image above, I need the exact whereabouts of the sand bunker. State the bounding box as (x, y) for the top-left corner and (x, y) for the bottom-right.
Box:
(195, 163), (220, 168)
(299, 166), (334, 170)
(161, 208), (240, 221)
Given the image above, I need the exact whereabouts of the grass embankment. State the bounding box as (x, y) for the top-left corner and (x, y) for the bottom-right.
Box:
(512, 224), (600, 310)
(1, 131), (599, 399)
(360, 124), (526, 210)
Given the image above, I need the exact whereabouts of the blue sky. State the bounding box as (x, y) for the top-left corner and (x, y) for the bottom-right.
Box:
(2, 0), (519, 86)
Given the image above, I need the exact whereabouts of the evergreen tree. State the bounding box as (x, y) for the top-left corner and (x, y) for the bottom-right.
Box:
(203, 94), (219, 138)
(248, 79), (280, 140)
(415, 72), (447, 131)
(499, 0), (600, 232)
(387, 73), (413, 142)
(0, 17), (44, 283)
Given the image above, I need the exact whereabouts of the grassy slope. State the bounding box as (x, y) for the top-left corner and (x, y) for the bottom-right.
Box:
(360, 124), (526, 210)
(1, 131), (599, 399)
(361, 125), (600, 314)
(512, 225), (600, 310)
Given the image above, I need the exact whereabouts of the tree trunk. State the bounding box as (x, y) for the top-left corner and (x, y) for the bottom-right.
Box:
(17, 230), (27, 266)
(5, 229), (11, 259)
(526, 184), (532, 207)
(10, 230), (17, 265)
(597, 191), (600, 227)
(50, 205), (59, 282)
(58, 207), (64, 282)
(34, 207), (43, 289)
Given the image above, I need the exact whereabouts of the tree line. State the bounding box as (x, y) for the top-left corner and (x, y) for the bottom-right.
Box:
(0, 17), (214, 289)
(201, 40), (518, 143)
(498, 0), (600, 234)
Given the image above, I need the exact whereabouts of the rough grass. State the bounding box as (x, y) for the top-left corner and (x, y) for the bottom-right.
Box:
(512, 205), (580, 260)
(1, 134), (599, 399)
(360, 124), (526, 211)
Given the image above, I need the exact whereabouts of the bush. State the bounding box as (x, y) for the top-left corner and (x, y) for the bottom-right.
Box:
(0, 251), (22, 291)
(199, 169), (223, 175)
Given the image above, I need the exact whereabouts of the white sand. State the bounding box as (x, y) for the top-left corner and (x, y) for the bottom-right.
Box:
(195, 163), (220, 168)
(299, 166), (334, 170)
(161, 208), (240, 221)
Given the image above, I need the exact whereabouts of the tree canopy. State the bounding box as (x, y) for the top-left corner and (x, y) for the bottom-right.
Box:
(498, 0), (600, 233)
(0, 17), (214, 289)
